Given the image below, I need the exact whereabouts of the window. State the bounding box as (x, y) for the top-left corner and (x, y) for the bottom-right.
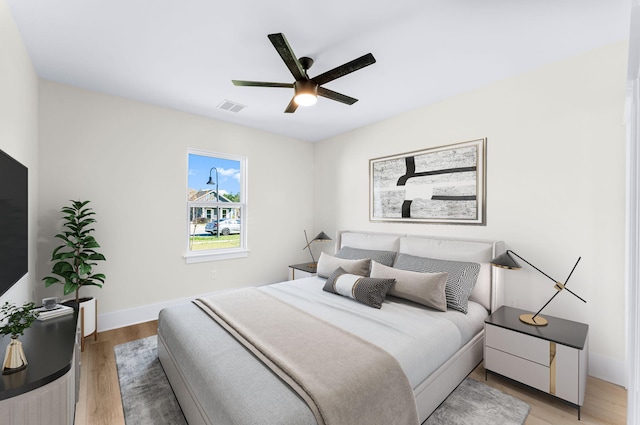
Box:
(185, 150), (247, 263)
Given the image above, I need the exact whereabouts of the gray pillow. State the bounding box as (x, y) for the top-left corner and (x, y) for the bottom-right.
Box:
(370, 261), (448, 311)
(316, 252), (370, 278)
(323, 267), (395, 309)
(393, 253), (480, 313)
(335, 246), (397, 267)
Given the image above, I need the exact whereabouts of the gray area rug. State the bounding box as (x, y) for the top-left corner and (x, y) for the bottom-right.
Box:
(115, 336), (530, 425)
(424, 377), (530, 425)
(114, 336), (187, 425)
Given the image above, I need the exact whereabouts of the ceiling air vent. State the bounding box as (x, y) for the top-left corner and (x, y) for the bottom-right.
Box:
(217, 99), (246, 113)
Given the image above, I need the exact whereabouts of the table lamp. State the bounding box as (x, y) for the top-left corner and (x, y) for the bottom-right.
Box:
(303, 231), (332, 268)
(490, 250), (586, 326)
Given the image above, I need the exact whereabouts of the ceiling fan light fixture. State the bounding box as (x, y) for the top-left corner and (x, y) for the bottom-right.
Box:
(232, 33), (375, 113)
(293, 81), (318, 106)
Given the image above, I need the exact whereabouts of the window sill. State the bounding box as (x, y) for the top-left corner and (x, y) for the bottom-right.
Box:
(184, 249), (249, 264)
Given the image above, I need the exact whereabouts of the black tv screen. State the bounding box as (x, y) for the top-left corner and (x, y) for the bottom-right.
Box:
(0, 149), (28, 297)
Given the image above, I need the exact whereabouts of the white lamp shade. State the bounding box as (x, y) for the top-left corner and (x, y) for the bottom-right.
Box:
(294, 93), (317, 106)
(293, 81), (318, 106)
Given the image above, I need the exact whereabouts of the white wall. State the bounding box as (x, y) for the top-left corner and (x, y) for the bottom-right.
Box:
(37, 81), (315, 325)
(0, 0), (38, 306)
(314, 42), (628, 385)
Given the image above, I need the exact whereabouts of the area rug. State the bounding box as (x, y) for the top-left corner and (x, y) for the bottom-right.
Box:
(114, 336), (187, 425)
(423, 377), (530, 425)
(115, 336), (530, 425)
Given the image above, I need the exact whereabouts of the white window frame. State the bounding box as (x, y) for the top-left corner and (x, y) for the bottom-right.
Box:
(184, 149), (248, 263)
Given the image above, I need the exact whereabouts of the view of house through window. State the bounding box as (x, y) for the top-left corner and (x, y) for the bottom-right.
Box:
(187, 151), (246, 256)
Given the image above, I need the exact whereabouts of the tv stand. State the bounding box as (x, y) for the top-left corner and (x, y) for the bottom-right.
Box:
(0, 310), (80, 425)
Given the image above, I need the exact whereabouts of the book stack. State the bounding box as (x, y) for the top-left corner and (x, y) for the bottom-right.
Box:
(35, 304), (74, 321)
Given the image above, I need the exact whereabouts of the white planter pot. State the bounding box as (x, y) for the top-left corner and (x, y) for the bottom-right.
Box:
(79, 297), (97, 338)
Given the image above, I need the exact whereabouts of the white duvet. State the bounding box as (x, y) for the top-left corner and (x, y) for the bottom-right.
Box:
(260, 277), (488, 390)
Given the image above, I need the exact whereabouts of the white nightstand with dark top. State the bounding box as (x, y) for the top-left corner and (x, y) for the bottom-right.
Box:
(484, 305), (589, 419)
(288, 262), (318, 280)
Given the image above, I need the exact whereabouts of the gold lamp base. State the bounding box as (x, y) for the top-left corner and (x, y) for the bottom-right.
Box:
(519, 313), (548, 326)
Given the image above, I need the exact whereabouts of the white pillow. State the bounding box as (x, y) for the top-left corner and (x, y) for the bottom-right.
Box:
(370, 261), (448, 311)
(316, 252), (370, 278)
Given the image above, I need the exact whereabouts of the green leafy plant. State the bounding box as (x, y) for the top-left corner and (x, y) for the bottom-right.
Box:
(0, 302), (38, 338)
(43, 200), (106, 303)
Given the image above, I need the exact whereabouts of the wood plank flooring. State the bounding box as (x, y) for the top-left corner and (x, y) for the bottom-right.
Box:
(76, 321), (627, 425)
(468, 368), (627, 425)
(75, 320), (158, 425)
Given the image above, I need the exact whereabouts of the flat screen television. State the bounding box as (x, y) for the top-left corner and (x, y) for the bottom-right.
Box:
(0, 149), (28, 297)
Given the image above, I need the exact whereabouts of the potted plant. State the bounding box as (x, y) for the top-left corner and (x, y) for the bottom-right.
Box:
(0, 301), (38, 374)
(43, 200), (106, 342)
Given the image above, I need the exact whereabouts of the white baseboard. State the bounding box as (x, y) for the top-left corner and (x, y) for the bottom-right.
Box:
(97, 290), (222, 332)
(589, 351), (627, 388)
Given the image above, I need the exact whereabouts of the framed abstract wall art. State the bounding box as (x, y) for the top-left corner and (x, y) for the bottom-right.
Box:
(370, 138), (486, 225)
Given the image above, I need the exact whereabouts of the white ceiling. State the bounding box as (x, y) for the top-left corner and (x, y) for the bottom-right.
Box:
(7, 0), (631, 142)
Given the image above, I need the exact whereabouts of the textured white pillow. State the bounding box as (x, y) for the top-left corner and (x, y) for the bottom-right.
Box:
(316, 252), (370, 278)
(370, 261), (448, 311)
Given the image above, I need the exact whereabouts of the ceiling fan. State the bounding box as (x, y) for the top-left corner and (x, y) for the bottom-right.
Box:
(232, 33), (376, 113)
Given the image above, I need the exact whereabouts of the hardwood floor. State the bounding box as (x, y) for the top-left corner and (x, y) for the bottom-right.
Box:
(468, 368), (627, 425)
(75, 320), (158, 425)
(75, 321), (627, 425)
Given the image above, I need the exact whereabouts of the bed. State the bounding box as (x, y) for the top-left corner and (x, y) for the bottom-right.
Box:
(158, 231), (505, 425)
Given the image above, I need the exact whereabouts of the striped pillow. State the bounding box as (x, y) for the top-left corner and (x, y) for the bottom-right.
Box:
(335, 246), (397, 267)
(323, 267), (395, 309)
(393, 253), (480, 313)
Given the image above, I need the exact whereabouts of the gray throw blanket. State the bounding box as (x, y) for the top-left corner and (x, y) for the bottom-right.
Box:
(194, 288), (419, 425)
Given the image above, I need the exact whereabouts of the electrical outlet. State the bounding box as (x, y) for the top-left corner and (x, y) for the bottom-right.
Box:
(210, 270), (218, 279)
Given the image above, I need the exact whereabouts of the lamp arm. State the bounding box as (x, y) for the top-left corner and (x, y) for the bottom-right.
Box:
(561, 256), (586, 303)
(507, 250), (558, 284)
(531, 286), (586, 322)
(303, 230), (311, 250)
(303, 230), (316, 264)
(531, 290), (561, 322)
(307, 248), (316, 264)
(531, 256), (586, 323)
(565, 287), (587, 303)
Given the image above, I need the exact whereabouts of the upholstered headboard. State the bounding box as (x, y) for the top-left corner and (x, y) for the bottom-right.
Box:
(336, 231), (505, 313)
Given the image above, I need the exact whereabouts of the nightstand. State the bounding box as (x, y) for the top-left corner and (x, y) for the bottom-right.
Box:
(288, 262), (318, 280)
(484, 306), (589, 419)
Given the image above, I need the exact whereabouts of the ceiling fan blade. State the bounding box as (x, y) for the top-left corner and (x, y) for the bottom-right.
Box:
(284, 97), (298, 113)
(232, 80), (293, 88)
(317, 87), (358, 105)
(311, 53), (376, 86)
(268, 33), (307, 81)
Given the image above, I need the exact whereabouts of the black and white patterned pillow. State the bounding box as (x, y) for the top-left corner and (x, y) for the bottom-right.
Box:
(393, 254), (480, 313)
(323, 267), (395, 309)
(335, 246), (397, 267)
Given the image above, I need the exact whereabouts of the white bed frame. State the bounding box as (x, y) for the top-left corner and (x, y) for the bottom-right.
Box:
(158, 231), (505, 424)
(335, 231), (505, 422)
